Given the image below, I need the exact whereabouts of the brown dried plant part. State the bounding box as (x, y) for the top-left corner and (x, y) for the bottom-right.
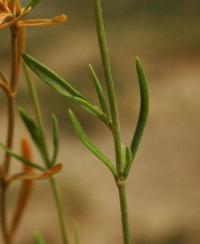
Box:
(18, 15), (67, 27)
(6, 138), (64, 240)
(9, 137), (34, 240)
(0, 70), (8, 84)
(0, 0), (67, 91)
(0, 0), (12, 24)
(0, 81), (11, 97)
(0, 0), (67, 30)
(7, 163), (63, 182)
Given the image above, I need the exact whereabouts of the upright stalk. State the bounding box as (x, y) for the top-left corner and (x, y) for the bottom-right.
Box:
(4, 25), (19, 175)
(93, 0), (122, 175)
(118, 184), (130, 244)
(23, 65), (69, 244)
(1, 25), (20, 244)
(93, 1), (131, 243)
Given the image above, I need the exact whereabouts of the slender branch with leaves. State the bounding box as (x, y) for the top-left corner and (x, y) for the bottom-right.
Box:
(0, 1), (68, 243)
(22, 0), (149, 243)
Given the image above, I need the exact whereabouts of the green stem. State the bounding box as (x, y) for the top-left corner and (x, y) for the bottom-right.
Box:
(50, 177), (69, 244)
(23, 66), (69, 244)
(93, 0), (122, 174)
(94, 1), (131, 243)
(118, 183), (130, 244)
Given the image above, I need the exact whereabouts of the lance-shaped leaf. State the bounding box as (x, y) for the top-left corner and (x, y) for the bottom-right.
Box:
(33, 232), (46, 244)
(24, 0), (40, 10)
(0, 143), (45, 171)
(88, 64), (109, 117)
(68, 109), (117, 177)
(23, 54), (84, 100)
(23, 54), (109, 125)
(18, 108), (47, 162)
(129, 57), (149, 171)
(51, 114), (59, 165)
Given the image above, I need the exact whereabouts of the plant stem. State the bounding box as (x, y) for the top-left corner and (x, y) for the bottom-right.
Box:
(93, 0), (122, 174)
(50, 177), (69, 244)
(1, 25), (20, 244)
(93, 1), (132, 243)
(4, 26), (18, 175)
(0, 183), (10, 244)
(118, 183), (130, 244)
(23, 66), (69, 244)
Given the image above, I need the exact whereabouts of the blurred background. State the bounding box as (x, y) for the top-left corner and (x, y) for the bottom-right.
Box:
(1, 0), (200, 243)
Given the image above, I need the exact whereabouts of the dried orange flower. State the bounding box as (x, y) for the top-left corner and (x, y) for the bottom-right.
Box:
(0, 0), (67, 30)
(0, 0), (67, 91)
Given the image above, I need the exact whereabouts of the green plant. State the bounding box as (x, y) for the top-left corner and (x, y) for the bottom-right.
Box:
(0, 1), (68, 243)
(23, 0), (149, 243)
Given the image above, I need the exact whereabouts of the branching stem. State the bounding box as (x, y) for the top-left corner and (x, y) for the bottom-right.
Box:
(93, 1), (131, 243)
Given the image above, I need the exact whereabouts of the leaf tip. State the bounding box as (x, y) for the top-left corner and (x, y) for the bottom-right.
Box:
(88, 63), (93, 69)
(135, 56), (142, 66)
(68, 109), (74, 117)
(22, 53), (29, 61)
(51, 113), (57, 120)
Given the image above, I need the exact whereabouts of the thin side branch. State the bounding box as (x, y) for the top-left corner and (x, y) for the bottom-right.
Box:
(0, 81), (12, 97)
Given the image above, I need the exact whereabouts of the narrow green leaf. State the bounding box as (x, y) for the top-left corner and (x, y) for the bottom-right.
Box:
(51, 114), (59, 165)
(88, 64), (109, 117)
(24, 0), (40, 10)
(130, 57), (149, 165)
(23, 54), (84, 100)
(33, 232), (46, 244)
(18, 108), (47, 162)
(0, 143), (45, 171)
(68, 109), (116, 177)
(23, 54), (110, 126)
(124, 147), (133, 177)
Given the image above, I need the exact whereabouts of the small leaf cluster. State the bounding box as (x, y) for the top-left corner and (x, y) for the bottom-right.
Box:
(22, 54), (149, 183)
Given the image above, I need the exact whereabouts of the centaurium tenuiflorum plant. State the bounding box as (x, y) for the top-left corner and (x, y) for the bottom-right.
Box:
(23, 0), (149, 243)
(0, 1), (68, 243)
